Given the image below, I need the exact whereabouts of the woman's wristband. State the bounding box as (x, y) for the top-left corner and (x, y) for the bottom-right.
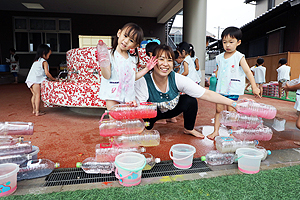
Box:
(231, 101), (237, 108)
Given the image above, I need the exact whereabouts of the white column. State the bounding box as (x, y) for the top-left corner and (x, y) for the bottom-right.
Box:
(183, 0), (207, 87)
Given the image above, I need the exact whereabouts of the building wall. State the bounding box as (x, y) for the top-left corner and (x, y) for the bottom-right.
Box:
(0, 10), (165, 71)
(255, 0), (285, 17)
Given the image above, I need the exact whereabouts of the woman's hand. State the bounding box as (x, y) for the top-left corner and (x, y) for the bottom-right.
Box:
(146, 56), (157, 71)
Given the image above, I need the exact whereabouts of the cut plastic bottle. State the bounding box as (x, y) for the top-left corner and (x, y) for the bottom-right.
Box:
(112, 130), (160, 147)
(99, 118), (145, 137)
(0, 154), (32, 165)
(76, 157), (114, 174)
(107, 103), (157, 120)
(0, 141), (32, 156)
(236, 99), (277, 119)
(228, 125), (273, 141)
(17, 159), (60, 181)
(201, 150), (235, 165)
(0, 136), (23, 145)
(219, 110), (263, 129)
(142, 153), (161, 170)
(95, 143), (146, 162)
(215, 136), (258, 153)
(0, 122), (34, 135)
(96, 40), (110, 68)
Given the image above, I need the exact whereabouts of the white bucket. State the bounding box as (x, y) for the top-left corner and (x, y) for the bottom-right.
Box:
(236, 148), (264, 174)
(115, 152), (146, 187)
(169, 144), (196, 169)
(0, 163), (19, 197)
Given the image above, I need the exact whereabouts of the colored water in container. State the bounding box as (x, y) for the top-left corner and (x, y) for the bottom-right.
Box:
(236, 148), (264, 174)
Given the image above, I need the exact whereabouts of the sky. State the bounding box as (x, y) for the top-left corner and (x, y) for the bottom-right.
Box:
(172, 0), (256, 39)
(207, 0), (256, 38)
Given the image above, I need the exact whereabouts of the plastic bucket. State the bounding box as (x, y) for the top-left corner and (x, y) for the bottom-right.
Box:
(115, 153), (146, 187)
(169, 144), (196, 169)
(236, 148), (264, 174)
(0, 163), (19, 197)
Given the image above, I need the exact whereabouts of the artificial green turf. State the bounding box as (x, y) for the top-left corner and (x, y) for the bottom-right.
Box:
(3, 165), (300, 200)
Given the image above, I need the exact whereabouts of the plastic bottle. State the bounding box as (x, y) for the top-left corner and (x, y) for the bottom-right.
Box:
(96, 40), (110, 67)
(236, 99), (277, 119)
(95, 143), (146, 162)
(0, 136), (23, 145)
(215, 136), (258, 153)
(0, 122), (34, 135)
(209, 71), (217, 91)
(255, 146), (271, 161)
(0, 154), (32, 165)
(107, 102), (157, 120)
(142, 153), (161, 170)
(76, 157), (114, 174)
(0, 141), (32, 156)
(201, 150), (235, 165)
(99, 118), (145, 137)
(112, 130), (160, 147)
(228, 125), (273, 141)
(219, 110), (263, 129)
(17, 159), (60, 181)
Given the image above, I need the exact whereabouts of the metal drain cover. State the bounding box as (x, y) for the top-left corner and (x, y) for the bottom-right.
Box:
(43, 158), (211, 187)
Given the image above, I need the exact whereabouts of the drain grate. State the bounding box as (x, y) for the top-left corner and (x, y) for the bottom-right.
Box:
(43, 158), (211, 187)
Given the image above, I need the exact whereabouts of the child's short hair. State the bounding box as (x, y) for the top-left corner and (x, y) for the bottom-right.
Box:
(145, 42), (159, 57)
(221, 26), (242, 41)
(34, 44), (51, 61)
(177, 42), (190, 54)
(257, 58), (264, 65)
(279, 58), (287, 65)
(9, 48), (16, 53)
(174, 51), (179, 59)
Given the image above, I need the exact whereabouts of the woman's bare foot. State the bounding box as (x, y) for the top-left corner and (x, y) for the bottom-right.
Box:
(294, 141), (300, 146)
(207, 132), (219, 140)
(167, 117), (177, 123)
(183, 129), (205, 139)
(156, 119), (167, 124)
(35, 111), (46, 116)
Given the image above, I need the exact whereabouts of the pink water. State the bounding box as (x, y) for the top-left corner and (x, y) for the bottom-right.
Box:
(99, 128), (143, 137)
(109, 110), (157, 120)
(232, 133), (272, 141)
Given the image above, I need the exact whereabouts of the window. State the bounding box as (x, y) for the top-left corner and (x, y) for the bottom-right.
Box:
(13, 17), (72, 53)
(268, 0), (275, 10)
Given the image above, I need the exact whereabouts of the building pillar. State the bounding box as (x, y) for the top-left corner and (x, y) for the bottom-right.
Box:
(183, 0), (207, 87)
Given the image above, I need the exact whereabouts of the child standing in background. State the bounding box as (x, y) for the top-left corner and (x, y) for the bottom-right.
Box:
(189, 44), (202, 84)
(277, 58), (291, 99)
(97, 23), (157, 110)
(252, 58), (266, 96)
(7, 48), (20, 84)
(207, 26), (260, 140)
(145, 42), (159, 58)
(25, 44), (58, 116)
(283, 76), (300, 144)
(177, 42), (201, 85)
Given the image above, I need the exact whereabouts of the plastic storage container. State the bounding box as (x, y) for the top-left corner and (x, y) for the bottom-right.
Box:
(169, 144), (196, 169)
(236, 148), (264, 174)
(215, 136), (258, 153)
(17, 159), (60, 181)
(0, 122), (34, 135)
(95, 143), (146, 162)
(112, 130), (160, 147)
(114, 152), (146, 187)
(0, 163), (19, 197)
(76, 157), (114, 174)
(108, 103), (157, 120)
(219, 110), (263, 128)
(99, 119), (145, 137)
(236, 99), (277, 119)
(228, 125), (273, 141)
(0, 141), (32, 156)
(201, 150), (235, 165)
